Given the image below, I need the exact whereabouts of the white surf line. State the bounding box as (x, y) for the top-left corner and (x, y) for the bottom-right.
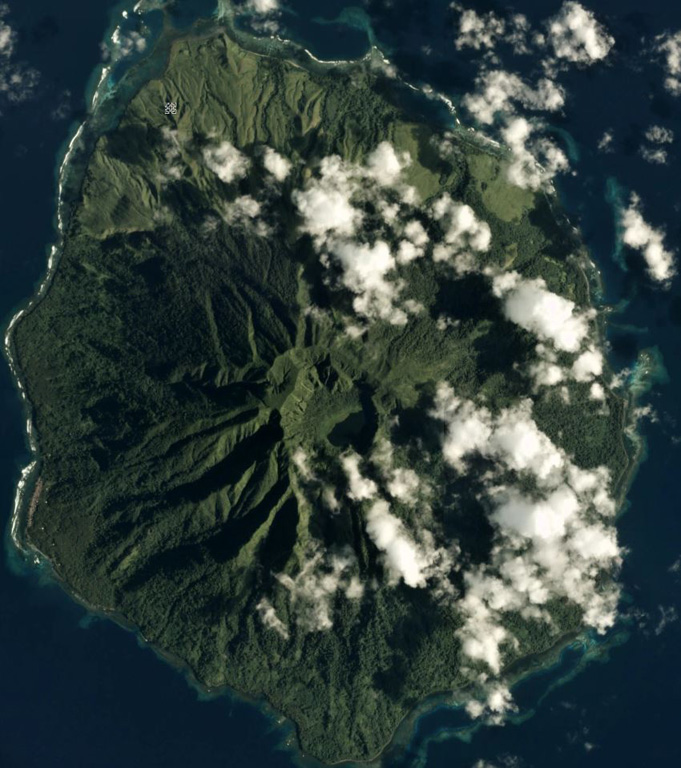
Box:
(5, 2), (122, 556)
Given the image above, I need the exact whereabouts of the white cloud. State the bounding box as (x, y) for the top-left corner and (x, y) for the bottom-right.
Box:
(247, 0), (279, 13)
(342, 452), (378, 501)
(256, 598), (289, 639)
(365, 141), (411, 186)
(640, 146), (668, 165)
(203, 141), (250, 183)
(463, 70), (565, 125)
(453, 6), (531, 56)
(342, 449), (455, 591)
(330, 239), (407, 325)
(435, 388), (565, 484)
(263, 147), (291, 181)
(277, 548), (363, 631)
(546, 2), (614, 65)
(493, 271), (591, 352)
(372, 438), (422, 503)
(222, 195), (270, 235)
(293, 155), (363, 246)
(655, 31), (681, 96)
(501, 117), (569, 190)
(458, 588), (509, 673)
(640, 121), (674, 164)
(404, 219), (429, 246)
(396, 240), (423, 265)
(433, 388), (493, 472)
(645, 125), (674, 144)
(388, 468), (421, 503)
(292, 447), (313, 481)
(571, 346), (603, 382)
(529, 342), (603, 390)
(530, 359), (565, 387)
(598, 130), (614, 152)
(0, 8), (15, 58)
(223, 194), (260, 221)
(366, 500), (432, 587)
(159, 127), (184, 182)
(621, 193), (676, 283)
(455, 9), (506, 52)
(466, 683), (517, 724)
(432, 194), (491, 269)
(433, 384), (621, 670)
(492, 486), (579, 541)
(112, 28), (146, 59)
(0, 5), (39, 105)
(489, 401), (565, 483)
(590, 382), (605, 400)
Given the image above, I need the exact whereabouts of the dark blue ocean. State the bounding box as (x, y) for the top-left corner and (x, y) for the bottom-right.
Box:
(2, 1), (681, 766)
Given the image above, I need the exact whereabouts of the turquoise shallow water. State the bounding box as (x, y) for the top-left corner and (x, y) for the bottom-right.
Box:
(2, 1), (681, 766)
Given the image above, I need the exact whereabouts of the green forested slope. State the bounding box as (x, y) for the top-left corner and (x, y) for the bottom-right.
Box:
(14, 32), (630, 763)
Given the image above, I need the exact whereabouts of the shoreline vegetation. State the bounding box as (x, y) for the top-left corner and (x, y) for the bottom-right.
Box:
(4, 2), (648, 764)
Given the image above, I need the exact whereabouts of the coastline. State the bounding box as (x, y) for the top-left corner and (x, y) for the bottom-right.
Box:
(2, 2), (650, 766)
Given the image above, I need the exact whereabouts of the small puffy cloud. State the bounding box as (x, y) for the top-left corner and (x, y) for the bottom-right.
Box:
(492, 486), (579, 541)
(655, 31), (681, 96)
(530, 342), (603, 390)
(466, 683), (517, 724)
(365, 141), (411, 186)
(571, 346), (603, 382)
(330, 239), (407, 325)
(458, 589), (509, 673)
(372, 438), (422, 503)
(395, 220), (429, 264)
(366, 500), (432, 587)
(493, 271), (591, 352)
(263, 147), (291, 181)
(640, 146), (668, 165)
(530, 359), (565, 387)
(342, 452), (378, 501)
(645, 125), (674, 144)
(453, 6), (531, 56)
(590, 382), (605, 400)
(640, 126), (673, 165)
(463, 70), (565, 125)
(0, 8), (15, 58)
(432, 387), (493, 471)
(222, 195), (270, 236)
(388, 468), (421, 503)
(223, 194), (260, 221)
(404, 219), (429, 246)
(203, 141), (250, 183)
(0, 5), (39, 106)
(293, 155), (363, 245)
(432, 194), (491, 269)
(501, 117), (569, 190)
(396, 240), (423, 265)
(159, 127), (184, 182)
(621, 193), (676, 283)
(292, 447), (313, 481)
(366, 499), (454, 599)
(256, 598), (289, 639)
(455, 9), (506, 51)
(598, 130), (614, 152)
(112, 28), (146, 59)
(546, 2), (614, 65)
(489, 401), (565, 483)
(247, 0), (279, 12)
(277, 548), (363, 631)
